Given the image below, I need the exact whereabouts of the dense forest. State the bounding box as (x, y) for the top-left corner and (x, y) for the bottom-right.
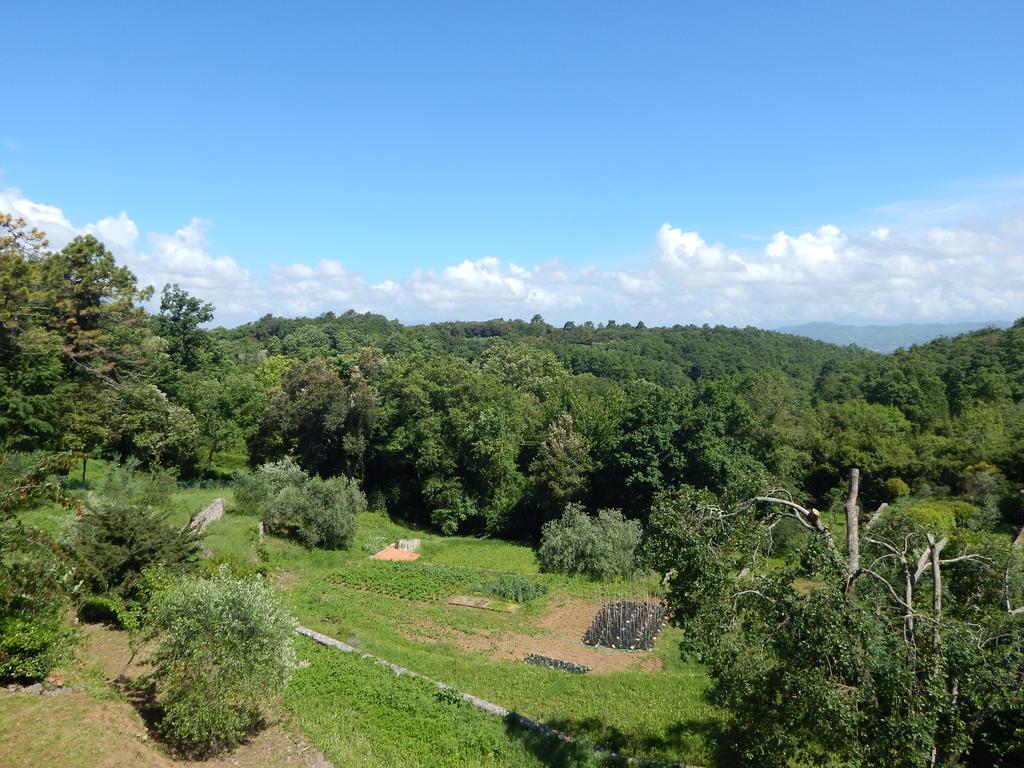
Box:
(4, 214), (1023, 540)
(3, 215), (1024, 767)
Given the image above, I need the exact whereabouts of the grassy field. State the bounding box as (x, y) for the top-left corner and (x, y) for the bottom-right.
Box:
(10, 463), (719, 767)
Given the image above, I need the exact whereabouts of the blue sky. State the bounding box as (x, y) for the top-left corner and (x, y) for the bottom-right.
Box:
(2, 1), (1024, 327)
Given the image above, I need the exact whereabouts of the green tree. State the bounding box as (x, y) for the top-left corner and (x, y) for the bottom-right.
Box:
(0, 452), (80, 682)
(105, 382), (200, 469)
(257, 356), (376, 477)
(154, 283), (214, 371)
(529, 412), (592, 524)
(373, 354), (534, 534)
(40, 235), (153, 372)
(651, 471), (1024, 767)
(71, 499), (201, 601)
(0, 215), (67, 451)
(142, 568), (296, 755)
(538, 503), (641, 580)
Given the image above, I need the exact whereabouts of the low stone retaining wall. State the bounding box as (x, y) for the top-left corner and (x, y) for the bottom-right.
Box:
(524, 654), (591, 674)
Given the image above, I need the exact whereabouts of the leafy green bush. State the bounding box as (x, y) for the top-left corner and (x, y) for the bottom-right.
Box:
(473, 574), (548, 602)
(0, 520), (74, 681)
(264, 475), (363, 549)
(904, 499), (978, 536)
(238, 460), (363, 549)
(884, 477), (910, 500)
(233, 457), (306, 515)
(142, 567), (296, 755)
(538, 503), (641, 581)
(94, 458), (177, 509)
(69, 501), (201, 600)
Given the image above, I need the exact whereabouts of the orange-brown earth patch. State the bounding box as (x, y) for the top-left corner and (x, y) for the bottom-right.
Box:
(371, 545), (421, 561)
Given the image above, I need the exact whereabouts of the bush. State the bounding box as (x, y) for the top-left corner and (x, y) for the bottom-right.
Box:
(0, 520), (74, 682)
(233, 458), (306, 515)
(884, 477), (911, 501)
(538, 504), (641, 581)
(904, 499), (978, 536)
(473, 574), (548, 602)
(69, 501), (201, 601)
(142, 567), (296, 755)
(266, 475), (363, 549)
(239, 460), (363, 549)
(94, 459), (177, 509)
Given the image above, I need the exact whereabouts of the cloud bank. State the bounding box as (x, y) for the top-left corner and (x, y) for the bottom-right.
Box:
(2, 186), (1022, 328)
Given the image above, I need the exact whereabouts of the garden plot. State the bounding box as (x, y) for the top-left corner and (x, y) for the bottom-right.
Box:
(582, 601), (667, 651)
(331, 561), (479, 601)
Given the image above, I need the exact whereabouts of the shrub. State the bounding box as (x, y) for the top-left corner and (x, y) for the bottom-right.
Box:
(884, 477), (911, 500)
(142, 567), (296, 755)
(94, 459), (177, 509)
(240, 460), (363, 549)
(264, 475), (363, 549)
(69, 501), (201, 601)
(473, 574), (548, 602)
(904, 499), (978, 536)
(538, 503), (641, 581)
(0, 520), (74, 681)
(233, 457), (306, 515)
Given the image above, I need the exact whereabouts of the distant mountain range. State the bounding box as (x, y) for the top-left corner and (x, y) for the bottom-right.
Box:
(777, 321), (1015, 353)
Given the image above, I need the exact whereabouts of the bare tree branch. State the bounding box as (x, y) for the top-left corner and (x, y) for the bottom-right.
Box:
(864, 502), (889, 531)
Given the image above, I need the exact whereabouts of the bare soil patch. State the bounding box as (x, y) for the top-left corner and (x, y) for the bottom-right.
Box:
(410, 596), (663, 673)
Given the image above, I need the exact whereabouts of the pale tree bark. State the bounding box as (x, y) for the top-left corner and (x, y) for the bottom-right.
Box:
(845, 468), (861, 580)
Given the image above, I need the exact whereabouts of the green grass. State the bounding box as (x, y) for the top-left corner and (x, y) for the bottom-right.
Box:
(287, 642), (610, 768)
(425, 538), (541, 574)
(267, 528), (717, 765)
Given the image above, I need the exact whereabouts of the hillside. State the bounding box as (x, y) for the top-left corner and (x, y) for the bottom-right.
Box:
(777, 320), (1014, 352)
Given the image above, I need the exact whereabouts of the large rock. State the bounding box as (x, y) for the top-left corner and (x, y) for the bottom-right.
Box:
(188, 498), (226, 534)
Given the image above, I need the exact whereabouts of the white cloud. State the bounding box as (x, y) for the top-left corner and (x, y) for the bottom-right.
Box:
(2, 186), (1022, 328)
(0, 188), (261, 319)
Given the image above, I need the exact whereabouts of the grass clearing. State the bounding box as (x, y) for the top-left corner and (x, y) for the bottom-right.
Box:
(13, 480), (720, 766)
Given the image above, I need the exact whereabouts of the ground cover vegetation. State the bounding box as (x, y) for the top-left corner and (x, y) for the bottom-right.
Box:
(2, 213), (1023, 765)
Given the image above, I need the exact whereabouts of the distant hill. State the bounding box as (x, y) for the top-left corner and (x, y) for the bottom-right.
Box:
(777, 320), (1014, 353)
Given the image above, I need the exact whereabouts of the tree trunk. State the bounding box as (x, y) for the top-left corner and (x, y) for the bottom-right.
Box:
(845, 468), (861, 579)
(82, 456), (87, 485)
(928, 534), (943, 652)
